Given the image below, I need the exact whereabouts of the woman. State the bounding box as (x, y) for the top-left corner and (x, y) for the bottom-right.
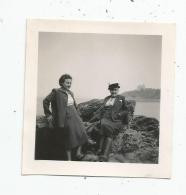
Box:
(89, 83), (128, 161)
(43, 74), (92, 160)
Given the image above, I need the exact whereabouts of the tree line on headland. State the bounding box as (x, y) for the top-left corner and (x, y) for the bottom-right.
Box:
(121, 88), (160, 101)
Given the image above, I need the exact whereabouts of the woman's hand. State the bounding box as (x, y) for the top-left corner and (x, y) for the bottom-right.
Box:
(47, 115), (53, 128)
(47, 115), (52, 122)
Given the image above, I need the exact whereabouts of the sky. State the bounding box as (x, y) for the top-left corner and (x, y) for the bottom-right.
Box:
(37, 32), (161, 114)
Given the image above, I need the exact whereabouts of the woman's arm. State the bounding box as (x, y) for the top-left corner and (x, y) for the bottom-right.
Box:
(43, 89), (55, 117)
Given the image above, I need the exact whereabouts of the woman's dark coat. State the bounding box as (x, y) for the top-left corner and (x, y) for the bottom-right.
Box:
(43, 88), (78, 128)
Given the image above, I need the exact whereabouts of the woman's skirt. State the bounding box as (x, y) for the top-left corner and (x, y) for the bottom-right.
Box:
(63, 105), (88, 149)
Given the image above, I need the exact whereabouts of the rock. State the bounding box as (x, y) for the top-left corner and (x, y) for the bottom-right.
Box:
(110, 124), (159, 163)
(82, 154), (99, 162)
(78, 99), (104, 121)
(136, 147), (159, 163)
(108, 153), (127, 163)
(83, 115), (159, 164)
(35, 127), (66, 160)
(111, 128), (126, 153)
(121, 129), (142, 153)
(122, 152), (141, 163)
(130, 116), (159, 132)
(108, 157), (121, 163)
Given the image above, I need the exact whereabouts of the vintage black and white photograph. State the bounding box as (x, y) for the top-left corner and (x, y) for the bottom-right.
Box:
(22, 20), (175, 177)
(36, 32), (161, 163)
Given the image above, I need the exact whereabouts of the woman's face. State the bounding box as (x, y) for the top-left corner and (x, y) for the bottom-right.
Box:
(109, 88), (119, 97)
(63, 79), (72, 89)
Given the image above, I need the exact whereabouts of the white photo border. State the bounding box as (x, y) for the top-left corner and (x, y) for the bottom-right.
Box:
(22, 19), (176, 178)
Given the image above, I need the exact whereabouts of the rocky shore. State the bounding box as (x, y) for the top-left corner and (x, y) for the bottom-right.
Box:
(36, 99), (159, 163)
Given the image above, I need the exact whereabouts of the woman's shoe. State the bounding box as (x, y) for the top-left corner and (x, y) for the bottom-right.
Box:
(76, 153), (85, 160)
(96, 149), (102, 155)
(99, 155), (108, 162)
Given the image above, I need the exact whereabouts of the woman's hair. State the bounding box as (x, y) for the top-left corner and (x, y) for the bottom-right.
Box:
(59, 74), (72, 86)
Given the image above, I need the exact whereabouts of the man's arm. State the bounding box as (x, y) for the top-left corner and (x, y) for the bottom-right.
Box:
(89, 97), (109, 122)
(122, 96), (128, 111)
(117, 96), (129, 123)
(89, 105), (103, 122)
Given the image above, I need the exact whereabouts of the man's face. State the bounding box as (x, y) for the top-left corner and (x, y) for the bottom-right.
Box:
(109, 88), (119, 97)
(63, 79), (72, 89)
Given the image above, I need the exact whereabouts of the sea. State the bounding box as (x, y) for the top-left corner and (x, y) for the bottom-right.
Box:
(134, 101), (160, 121)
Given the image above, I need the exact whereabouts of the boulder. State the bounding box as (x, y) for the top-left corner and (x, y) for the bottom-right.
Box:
(82, 153), (99, 162)
(108, 153), (127, 163)
(110, 123), (159, 163)
(130, 116), (159, 132)
(77, 99), (104, 121)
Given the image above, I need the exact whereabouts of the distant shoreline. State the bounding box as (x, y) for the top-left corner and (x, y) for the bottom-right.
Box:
(125, 97), (160, 102)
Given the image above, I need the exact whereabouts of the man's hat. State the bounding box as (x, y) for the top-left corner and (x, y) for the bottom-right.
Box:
(108, 83), (120, 90)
